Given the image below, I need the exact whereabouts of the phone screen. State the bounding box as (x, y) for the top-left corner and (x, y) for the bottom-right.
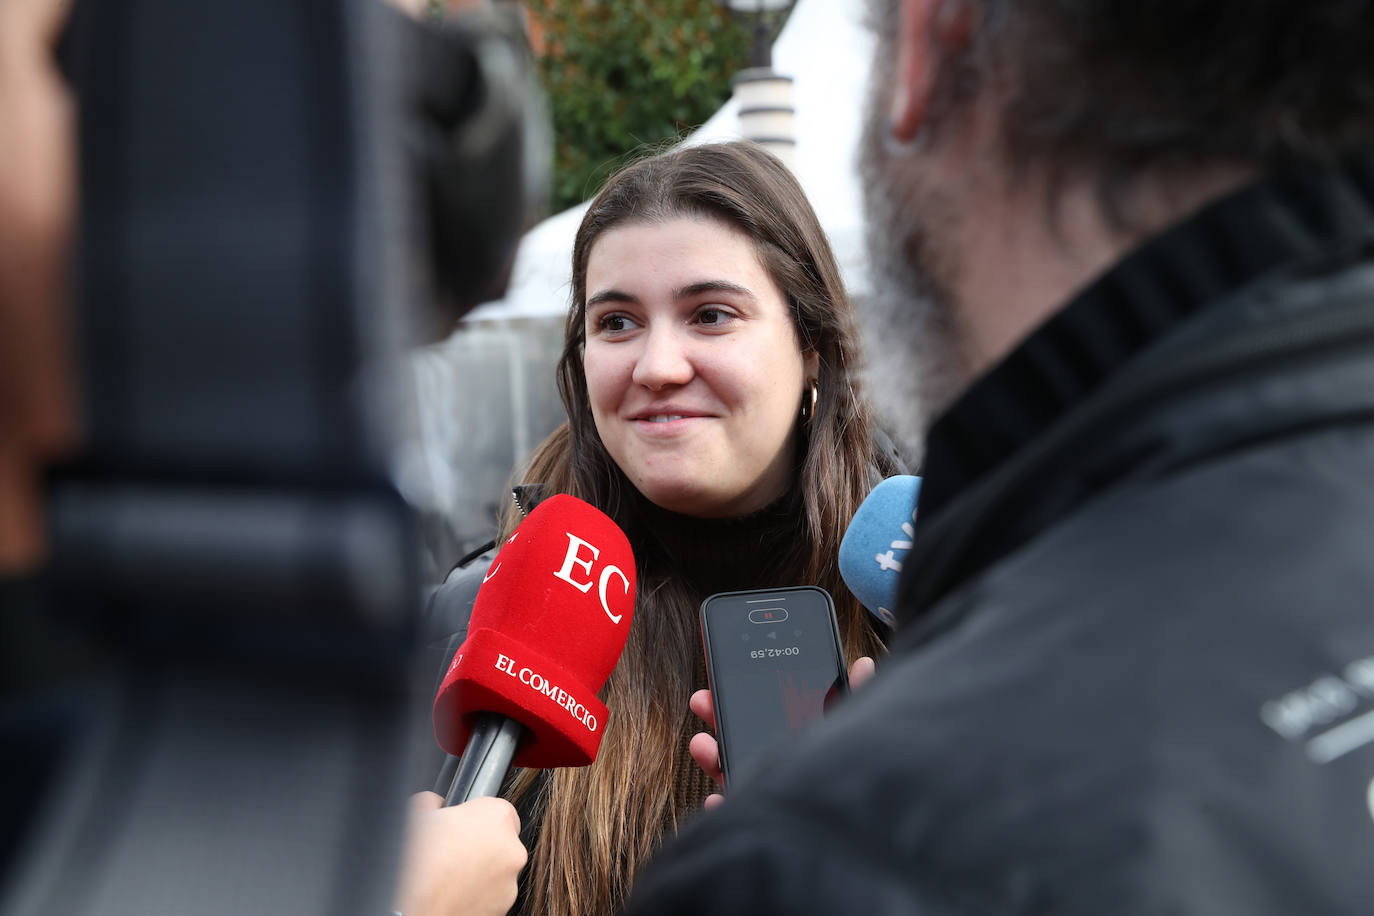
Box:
(700, 587), (848, 788)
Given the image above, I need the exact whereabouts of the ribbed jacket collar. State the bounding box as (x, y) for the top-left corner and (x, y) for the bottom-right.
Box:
(918, 154), (1374, 525)
(891, 154), (1374, 633)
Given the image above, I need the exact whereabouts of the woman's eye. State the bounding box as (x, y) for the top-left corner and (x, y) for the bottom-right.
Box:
(697, 307), (732, 326)
(596, 313), (637, 333)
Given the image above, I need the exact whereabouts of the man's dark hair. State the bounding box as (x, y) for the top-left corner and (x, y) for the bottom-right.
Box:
(880, 0), (1374, 187)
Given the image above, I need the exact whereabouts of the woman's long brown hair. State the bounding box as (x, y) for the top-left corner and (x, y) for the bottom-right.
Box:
(495, 141), (896, 915)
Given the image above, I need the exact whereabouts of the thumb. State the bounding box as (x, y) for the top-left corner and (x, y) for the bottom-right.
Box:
(409, 790), (444, 815)
(849, 656), (877, 691)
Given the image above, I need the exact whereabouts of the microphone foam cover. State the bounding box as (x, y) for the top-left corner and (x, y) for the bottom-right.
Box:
(838, 475), (922, 627)
(433, 494), (636, 768)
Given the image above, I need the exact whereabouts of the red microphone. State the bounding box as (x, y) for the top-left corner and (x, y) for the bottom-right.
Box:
(434, 494), (635, 803)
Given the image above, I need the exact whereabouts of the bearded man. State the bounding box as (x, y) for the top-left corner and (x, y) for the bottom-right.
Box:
(626, 0), (1374, 912)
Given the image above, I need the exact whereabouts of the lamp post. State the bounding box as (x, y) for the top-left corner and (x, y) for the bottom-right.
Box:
(717, 0), (798, 167)
(718, 0), (795, 68)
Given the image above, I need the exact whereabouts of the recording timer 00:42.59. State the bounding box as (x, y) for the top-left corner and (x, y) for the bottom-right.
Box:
(700, 586), (849, 789)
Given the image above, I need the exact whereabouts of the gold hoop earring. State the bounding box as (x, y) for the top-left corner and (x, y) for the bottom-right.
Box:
(801, 377), (819, 427)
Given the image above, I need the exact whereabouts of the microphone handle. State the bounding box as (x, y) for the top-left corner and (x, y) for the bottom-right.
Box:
(433, 754), (460, 796)
(445, 712), (525, 805)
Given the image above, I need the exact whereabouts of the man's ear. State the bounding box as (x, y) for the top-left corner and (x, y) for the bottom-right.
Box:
(890, 0), (974, 143)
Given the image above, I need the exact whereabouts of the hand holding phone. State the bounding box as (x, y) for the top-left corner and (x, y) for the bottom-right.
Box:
(688, 656), (877, 808)
(699, 586), (850, 791)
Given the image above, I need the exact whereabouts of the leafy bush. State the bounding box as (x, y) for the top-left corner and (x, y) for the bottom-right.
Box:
(528, 0), (752, 212)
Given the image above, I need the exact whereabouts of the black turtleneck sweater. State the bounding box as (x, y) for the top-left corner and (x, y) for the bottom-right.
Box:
(631, 486), (808, 599)
(627, 486), (810, 819)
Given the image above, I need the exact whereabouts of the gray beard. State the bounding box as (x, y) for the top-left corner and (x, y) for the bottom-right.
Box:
(857, 124), (974, 467)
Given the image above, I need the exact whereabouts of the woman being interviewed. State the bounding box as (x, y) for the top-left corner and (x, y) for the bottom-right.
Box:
(486, 140), (898, 914)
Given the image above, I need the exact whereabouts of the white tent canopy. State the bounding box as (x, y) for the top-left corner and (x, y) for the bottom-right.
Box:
(462, 0), (876, 323)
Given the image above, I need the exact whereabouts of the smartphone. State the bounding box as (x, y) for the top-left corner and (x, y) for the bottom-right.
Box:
(699, 586), (849, 790)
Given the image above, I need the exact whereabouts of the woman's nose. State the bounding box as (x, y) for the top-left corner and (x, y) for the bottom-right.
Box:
(631, 326), (693, 390)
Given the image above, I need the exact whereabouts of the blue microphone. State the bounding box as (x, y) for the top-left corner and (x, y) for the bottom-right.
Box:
(838, 475), (922, 627)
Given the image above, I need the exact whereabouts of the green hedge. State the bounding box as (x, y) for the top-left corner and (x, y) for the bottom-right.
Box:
(530, 0), (752, 212)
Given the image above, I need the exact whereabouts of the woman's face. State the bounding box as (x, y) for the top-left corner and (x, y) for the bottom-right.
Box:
(583, 216), (817, 519)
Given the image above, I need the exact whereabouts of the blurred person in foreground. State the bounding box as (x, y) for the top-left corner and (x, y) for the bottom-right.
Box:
(626, 0), (1374, 912)
(0, 0), (77, 583)
(0, 0), (526, 912)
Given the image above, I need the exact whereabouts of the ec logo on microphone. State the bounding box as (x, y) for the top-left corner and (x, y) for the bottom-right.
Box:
(554, 533), (632, 624)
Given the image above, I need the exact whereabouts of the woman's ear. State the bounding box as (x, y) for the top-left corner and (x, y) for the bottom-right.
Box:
(803, 349), (821, 381)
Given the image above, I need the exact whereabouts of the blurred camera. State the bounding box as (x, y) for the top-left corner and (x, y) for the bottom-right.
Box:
(8, 3), (550, 913)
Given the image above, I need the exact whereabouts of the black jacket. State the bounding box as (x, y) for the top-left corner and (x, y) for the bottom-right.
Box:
(624, 158), (1374, 914)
